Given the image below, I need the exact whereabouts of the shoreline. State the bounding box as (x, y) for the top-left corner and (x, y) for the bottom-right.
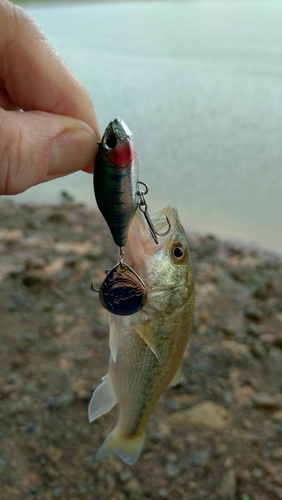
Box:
(1, 200), (282, 499)
(2, 197), (282, 260)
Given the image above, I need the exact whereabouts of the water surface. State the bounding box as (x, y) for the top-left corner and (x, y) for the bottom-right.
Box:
(2, 1), (282, 254)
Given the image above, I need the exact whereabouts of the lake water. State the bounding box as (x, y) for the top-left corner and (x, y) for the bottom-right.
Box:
(2, 0), (282, 254)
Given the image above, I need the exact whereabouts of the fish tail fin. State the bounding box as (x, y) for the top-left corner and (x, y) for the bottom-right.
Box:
(96, 428), (145, 465)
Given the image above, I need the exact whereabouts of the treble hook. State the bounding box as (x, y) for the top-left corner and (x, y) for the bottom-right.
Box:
(137, 181), (171, 244)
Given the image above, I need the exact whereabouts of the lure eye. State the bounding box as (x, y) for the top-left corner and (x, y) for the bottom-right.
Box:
(171, 244), (186, 262)
(105, 133), (117, 149)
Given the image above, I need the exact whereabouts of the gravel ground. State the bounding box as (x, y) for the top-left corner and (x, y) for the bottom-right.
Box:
(0, 200), (282, 500)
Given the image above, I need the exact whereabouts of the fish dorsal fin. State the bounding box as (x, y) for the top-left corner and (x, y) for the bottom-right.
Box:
(88, 374), (117, 423)
(109, 315), (122, 363)
(133, 321), (160, 362)
(169, 363), (182, 387)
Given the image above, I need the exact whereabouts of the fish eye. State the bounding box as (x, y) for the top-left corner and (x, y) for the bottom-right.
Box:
(105, 133), (117, 149)
(171, 244), (186, 262)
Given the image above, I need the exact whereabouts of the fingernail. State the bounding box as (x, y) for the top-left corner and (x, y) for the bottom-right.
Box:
(49, 125), (96, 175)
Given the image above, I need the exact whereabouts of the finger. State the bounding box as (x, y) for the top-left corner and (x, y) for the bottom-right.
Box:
(0, 0), (100, 139)
(0, 108), (97, 195)
(0, 88), (20, 110)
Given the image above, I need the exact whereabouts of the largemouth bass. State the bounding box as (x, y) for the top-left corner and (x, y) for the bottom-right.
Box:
(89, 205), (195, 465)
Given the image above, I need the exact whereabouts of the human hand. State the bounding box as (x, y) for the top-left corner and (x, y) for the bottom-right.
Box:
(0, 0), (100, 195)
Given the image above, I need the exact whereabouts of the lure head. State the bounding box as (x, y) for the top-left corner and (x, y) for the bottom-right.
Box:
(100, 118), (137, 168)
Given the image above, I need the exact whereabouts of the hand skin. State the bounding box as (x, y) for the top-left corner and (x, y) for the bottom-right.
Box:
(0, 0), (100, 195)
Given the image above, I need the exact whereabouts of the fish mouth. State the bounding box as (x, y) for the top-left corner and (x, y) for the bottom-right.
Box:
(128, 205), (180, 245)
(125, 205), (181, 272)
(149, 205), (179, 238)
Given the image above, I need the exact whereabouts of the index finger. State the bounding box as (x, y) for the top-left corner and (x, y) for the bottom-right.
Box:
(0, 0), (100, 138)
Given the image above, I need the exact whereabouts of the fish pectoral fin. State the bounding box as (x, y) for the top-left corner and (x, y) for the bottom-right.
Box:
(133, 322), (160, 362)
(88, 373), (117, 423)
(96, 428), (145, 465)
(169, 363), (182, 387)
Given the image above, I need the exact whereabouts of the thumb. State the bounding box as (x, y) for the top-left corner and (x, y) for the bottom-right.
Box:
(0, 109), (97, 195)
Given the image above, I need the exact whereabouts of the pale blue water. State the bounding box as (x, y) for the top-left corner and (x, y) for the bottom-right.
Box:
(2, 1), (282, 254)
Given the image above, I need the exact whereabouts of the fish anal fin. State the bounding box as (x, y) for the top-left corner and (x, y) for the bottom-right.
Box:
(96, 428), (145, 465)
(169, 363), (182, 387)
(133, 322), (160, 362)
(88, 373), (117, 423)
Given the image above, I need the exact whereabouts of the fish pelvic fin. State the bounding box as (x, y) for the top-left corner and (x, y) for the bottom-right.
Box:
(96, 428), (145, 465)
(109, 315), (122, 363)
(88, 373), (117, 423)
(132, 321), (160, 362)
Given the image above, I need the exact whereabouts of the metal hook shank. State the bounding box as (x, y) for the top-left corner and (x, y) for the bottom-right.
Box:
(137, 188), (171, 244)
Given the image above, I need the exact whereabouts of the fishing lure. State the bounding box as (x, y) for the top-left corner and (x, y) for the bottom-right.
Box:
(93, 118), (170, 316)
(94, 117), (139, 249)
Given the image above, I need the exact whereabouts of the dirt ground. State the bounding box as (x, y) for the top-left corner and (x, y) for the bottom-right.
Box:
(0, 200), (282, 500)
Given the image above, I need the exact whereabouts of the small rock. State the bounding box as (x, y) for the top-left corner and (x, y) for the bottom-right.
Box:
(252, 467), (263, 478)
(251, 342), (266, 358)
(244, 305), (263, 321)
(242, 418), (252, 430)
(268, 347), (282, 361)
(272, 411), (282, 421)
(217, 467), (237, 500)
(252, 393), (281, 409)
(214, 443), (228, 457)
(223, 391), (234, 406)
(165, 462), (180, 478)
(275, 334), (282, 348)
(119, 468), (132, 483)
(167, 401), (231, 431)
(166, 452), (178, 463)
(271, 447), (282, 460)
(271, 486), (282, 500)
(247, 323), (263, 337)
(22, 272), (50, 287)
(188, 481), (198, 491)
(191, 449), (210, 467)
(54, 392), (75, 408)
(45, 445), (63, 464)
(222, 327), (237, 338)
(158, 488), (169, 498)
(123, 477), (142, 495)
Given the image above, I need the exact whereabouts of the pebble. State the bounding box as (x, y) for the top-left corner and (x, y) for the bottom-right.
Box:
(217, 467), (236, 500)
(252, 392), (281, 409)
(122, 477), (142, 495)
(158, 488), (169, 498)
(271, 447), (282, 460)
(167, 401), (231, 430)
(252, 467), (263, 478)
(165, 462), (180, 478)
(45, 445), (63, 465)
(251, 343), (266, 358)
(191, 449), (210, 467)
(244, 305), (263, 321)
(119, 468), (132, 483)
(247, 323), (263, 337)
(214, 443), (228, 457)
(275, 333), (282, 348)
(54, 392), (76, 408)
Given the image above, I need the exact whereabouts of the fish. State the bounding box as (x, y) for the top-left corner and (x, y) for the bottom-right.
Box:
(94, 117), (139, 248)
(88, 205), (195, 465)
